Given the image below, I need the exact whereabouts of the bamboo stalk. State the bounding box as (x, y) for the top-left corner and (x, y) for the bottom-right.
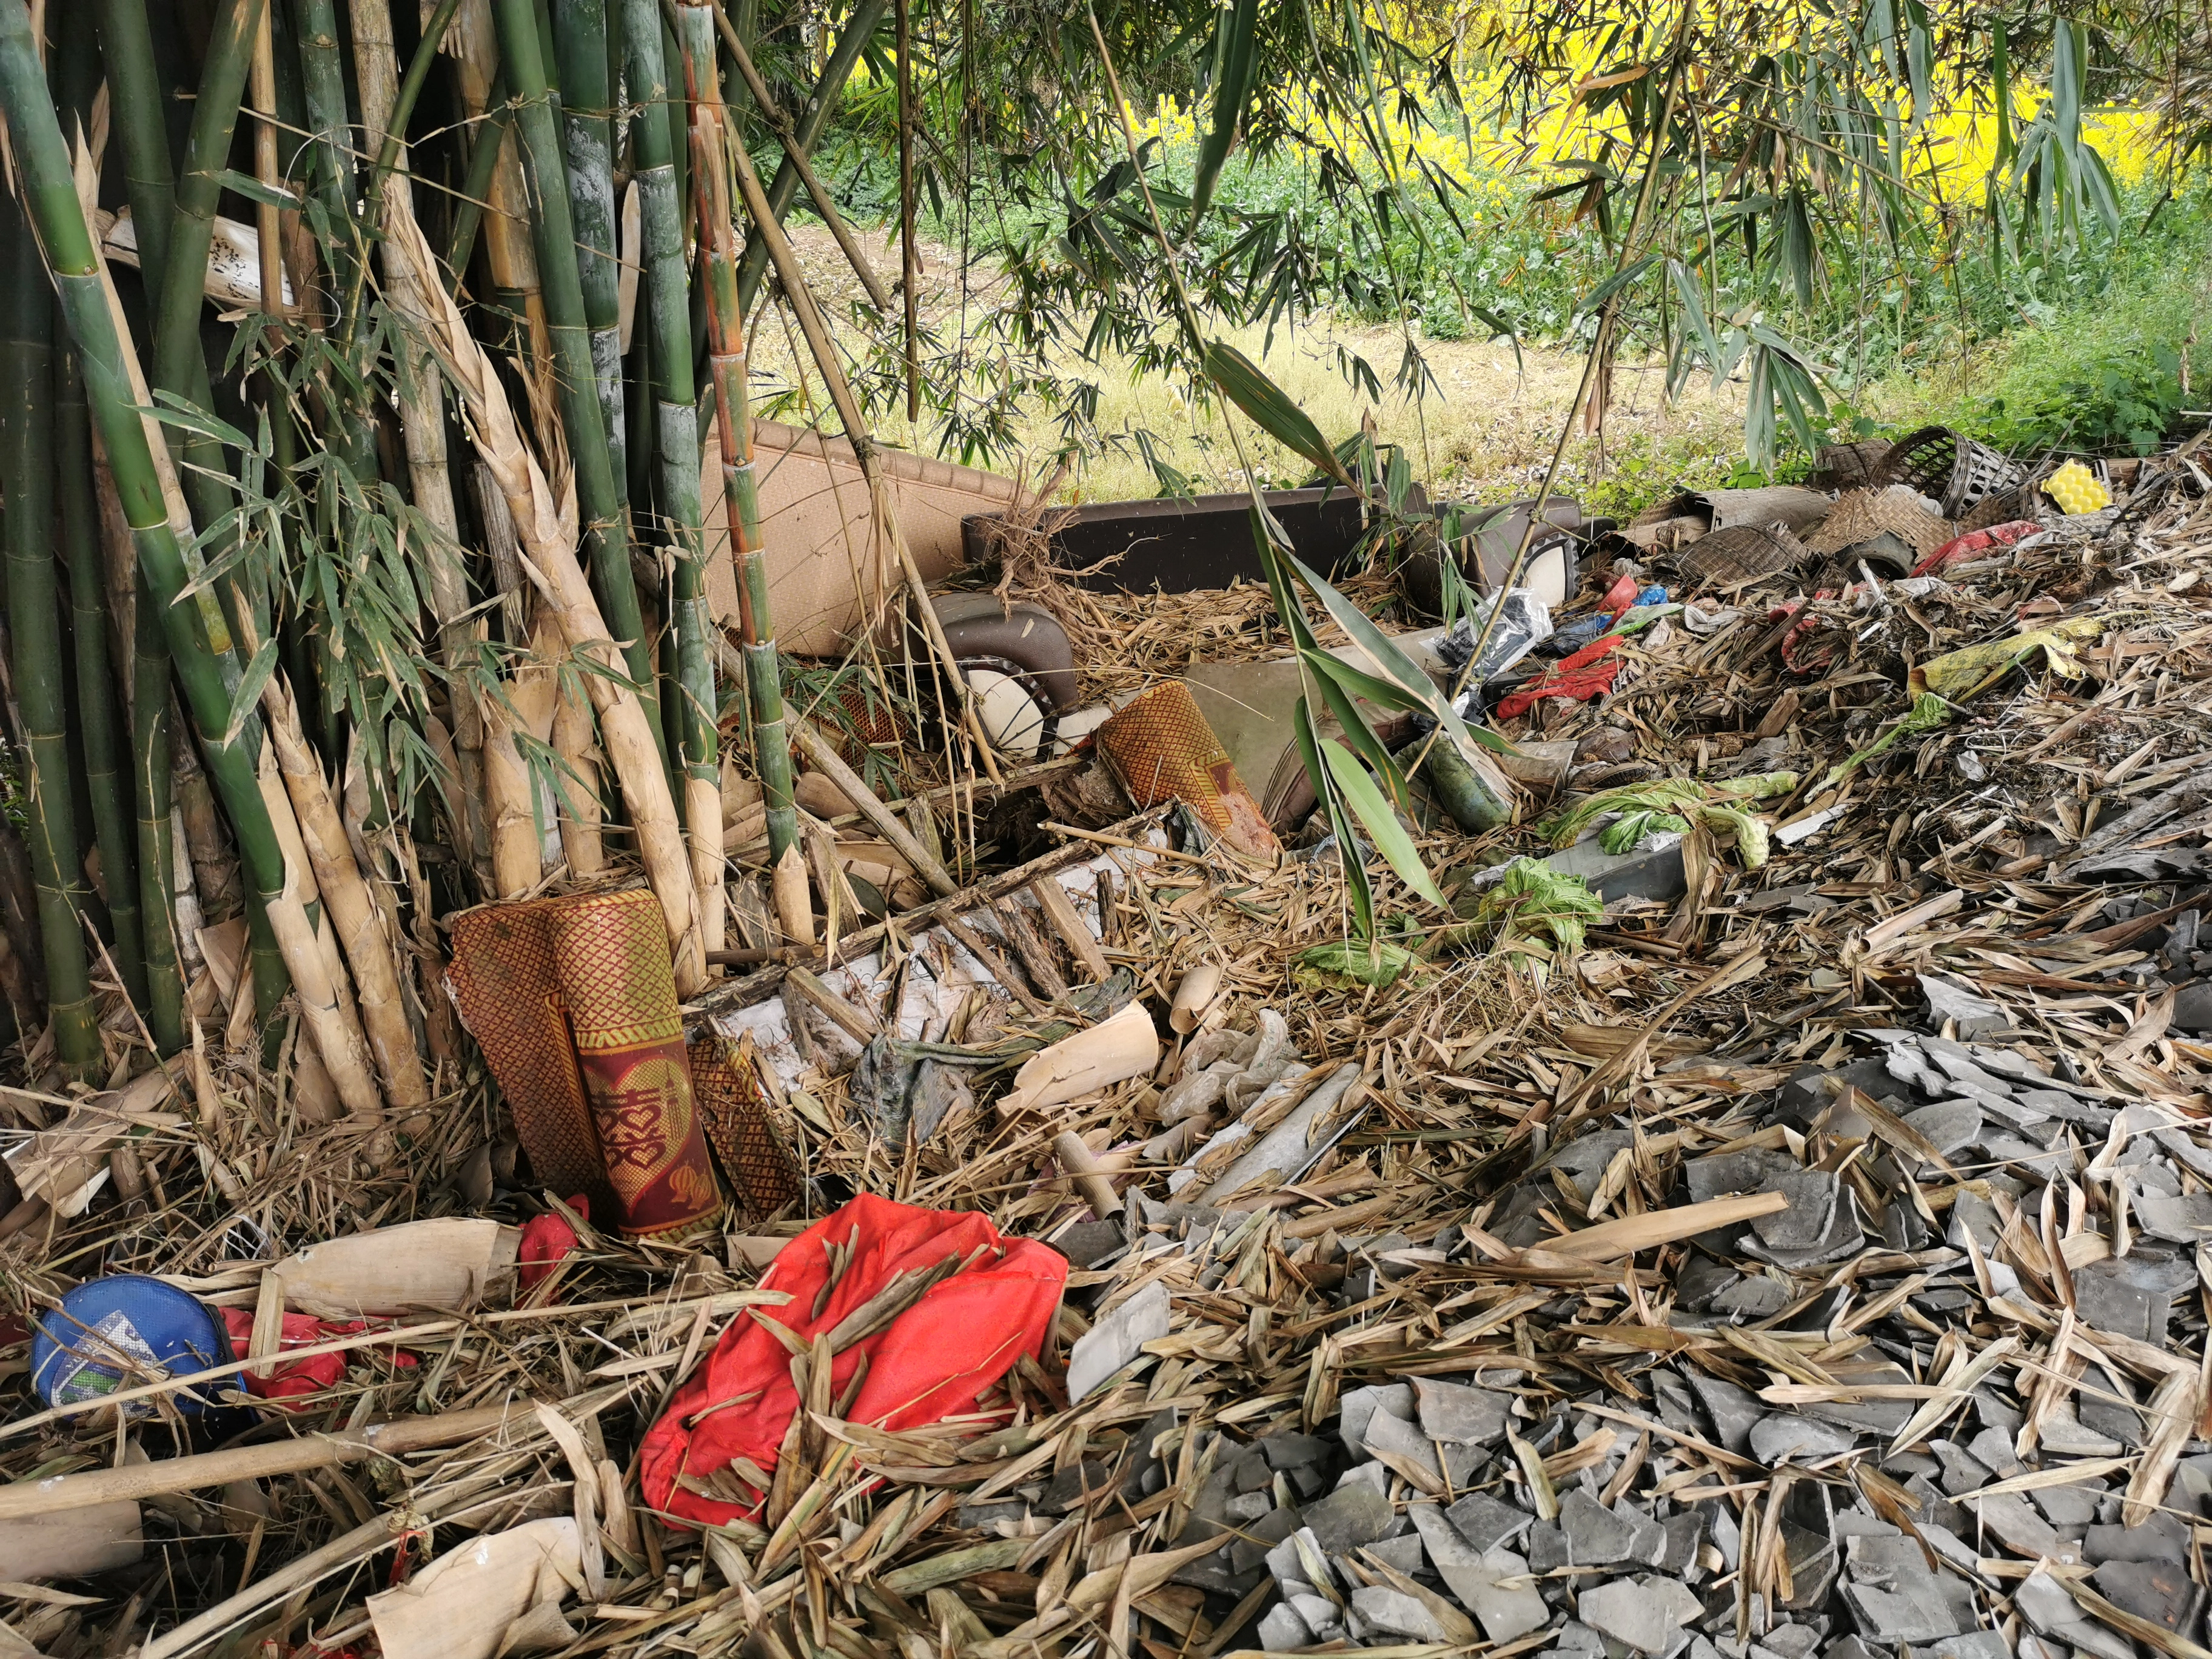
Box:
(131, 580), (187, 1054)
(489, 0), (662, 744)
(0, 192), (101, 1071)
(450, 1), (551, 377)
(551, 0), (631, 510)
(383, 196), (705, 993)
(260, 674), (430, 1111)
(0, 10), (394, 1101)
(631, 0), (723, 953)
(250, 1), (284, 318)
(350, 0), (492, 889)
(91, 0), (175, 287)
(679, 0), (799, 904)
(89, 420), (186, 1052)
(56, 335), (146, 1014)
(551, 667), (607, 876)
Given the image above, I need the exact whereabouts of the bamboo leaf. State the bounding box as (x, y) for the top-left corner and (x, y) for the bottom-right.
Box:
(221, 636), (280, 749)
(1203, 340), (1349, 484)
(1319, 737), (1443, 908)
(1295, 700), (1369, 939)
(1302, 648), (1412, 809)
(214, 167), (302, 210)
(1188, 0), (1261, 226)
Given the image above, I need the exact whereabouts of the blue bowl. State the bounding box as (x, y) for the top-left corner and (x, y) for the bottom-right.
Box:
(30, 1275), (233, 1416)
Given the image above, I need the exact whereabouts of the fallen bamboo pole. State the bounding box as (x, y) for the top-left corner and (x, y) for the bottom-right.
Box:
(789, 720), (959, 899)
(0, 1403), (525, 1522)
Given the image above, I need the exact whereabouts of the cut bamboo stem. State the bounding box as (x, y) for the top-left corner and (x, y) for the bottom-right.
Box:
(789, 721), (957, 899)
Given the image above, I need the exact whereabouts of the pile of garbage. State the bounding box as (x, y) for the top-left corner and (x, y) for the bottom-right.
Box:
(4, 425), (2212, 1659)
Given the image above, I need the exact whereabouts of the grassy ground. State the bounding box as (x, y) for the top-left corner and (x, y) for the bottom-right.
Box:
(757, 225), (1752, 517)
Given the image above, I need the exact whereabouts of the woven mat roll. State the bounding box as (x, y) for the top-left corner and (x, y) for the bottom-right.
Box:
(451, 891), (723, 1239)
(1094, 681), (1280, 860)
(1803, 486), (1954, 559)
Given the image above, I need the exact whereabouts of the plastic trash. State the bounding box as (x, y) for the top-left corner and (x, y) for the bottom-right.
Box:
(1435, 589), (1554, 690)
(32, 1274), (232, 1416)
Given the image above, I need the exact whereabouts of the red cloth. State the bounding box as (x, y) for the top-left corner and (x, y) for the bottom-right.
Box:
(641, 1194), (1068, 1527)
(217, 1309), (417, 1406)
(519, 1205), (584, 1292)
(1496, 634), (1627, 719)
(1911, 520), (2040, 577)
(1600, 573), (1639, 615)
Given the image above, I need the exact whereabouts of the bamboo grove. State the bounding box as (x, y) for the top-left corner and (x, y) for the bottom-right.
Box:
(0, 0), (883, 1117)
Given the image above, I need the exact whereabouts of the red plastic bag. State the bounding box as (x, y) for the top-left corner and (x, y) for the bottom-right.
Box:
(1911, 520), (2040, 577)
(1496, 634), (1626, 719)
(216, 1308), (418, 1406)
(641, 1193), (1068, 1527)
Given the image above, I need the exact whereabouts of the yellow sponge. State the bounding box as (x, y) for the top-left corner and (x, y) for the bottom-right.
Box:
(2043, 459), (2112, 514)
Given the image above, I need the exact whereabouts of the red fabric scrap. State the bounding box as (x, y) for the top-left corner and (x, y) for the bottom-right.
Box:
(216, 1308), (417, 1406)
(519, 1203), (585, 1292)
(1600, 572), (1639, 615)
(640, 1193), (1068, 1528)
(1496, 634), (1627, 719)
(1911, 519), (2040, 577)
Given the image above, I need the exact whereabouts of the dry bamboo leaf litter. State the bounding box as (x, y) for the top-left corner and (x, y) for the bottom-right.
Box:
(2, 452), (2211, 1659)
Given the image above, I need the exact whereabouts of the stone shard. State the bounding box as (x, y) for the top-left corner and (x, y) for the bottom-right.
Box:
(1409, 1506), (1550, 1643)
(1751, 1414), (1862, 1463)
(1065, 1280), (1169, 1401)
(1558, 1489), (1641, 1566)
(1445, 1489), (1535, 1554)
(1349, 1585), (1451, 1643)
(2014, 1566), (2136, 1659)
(1920, 974), (2007, 1039)
(1413, 1376), (1513, 1445)
(1337, 1382), (1415, 1454)
(2083, 1510), (2189, 1564)
(1577, 1575), (1704, 1654)
(1299, 1481), (1393, 1555)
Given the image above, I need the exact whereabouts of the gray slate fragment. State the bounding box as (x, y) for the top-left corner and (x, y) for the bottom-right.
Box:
(1687, 1372), (1764, 1453)
(1300, 1482), (1393, 1554)
(1901, 1099), (1984, 1158)
(1414, 1376), (1512, 1444)
(1445, 1489), (1533, 1553)
(1751, 1414), (1862, 1463)
(1364, 1405), (1446, 1483)
(1408, 1506), (1549, 1643)
(1920, 974), (2008, 1039)
(1364, 1532), (1426, 1575)
(1965, 1490), (2069, 1561)
(2015, 1566), (2136, 1659)
(2091, 1559), (2203, 1635)
(1349, 1586), (1450, 1643)
(1578, 1576), (1704, 1654)
(1065, 1280), (1168, 1399)
(1559, 1489), (1641, 1565)
(1256, 1604), (1313, 1651)
(2085, 1510), (2189, 1564)
(1909, 1635), (2011, 1659)
(1338, 1382), (1415, 1453)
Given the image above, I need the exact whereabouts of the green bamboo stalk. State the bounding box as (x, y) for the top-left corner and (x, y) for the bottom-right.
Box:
(57, 333), (147, 1013)
(0, 0), (295, 1025)
(732, 0), (890, 318)
(551, 0), (630, 508)
(132, 577), (187, 1054)
(630, 0), (723, 948)
(445, 84), (514, 293)
(0, 192), (102, 1071)
(491, 0), (662, 747)
(677, 2), (794, 869)
(152, 0), (264, 407)
(92, 0), (175, 290)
